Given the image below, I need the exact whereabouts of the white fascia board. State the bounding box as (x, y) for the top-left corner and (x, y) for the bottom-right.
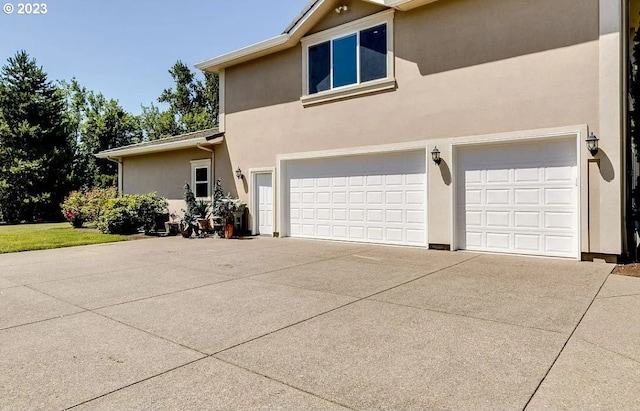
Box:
(195, 0), (328, 73)
(195, 34), (290, 73)
(362, 0), (438, 10)
(96, 136), (223, 159)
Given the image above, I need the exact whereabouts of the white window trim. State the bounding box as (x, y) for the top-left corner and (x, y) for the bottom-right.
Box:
(301, 9), (395, 106)
(190, 159), (212, 200)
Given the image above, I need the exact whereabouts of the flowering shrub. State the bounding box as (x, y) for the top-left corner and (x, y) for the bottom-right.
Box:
(61, 191), (89, 228)
(85, 186), (117, 222)
(61, 186), (118, 228)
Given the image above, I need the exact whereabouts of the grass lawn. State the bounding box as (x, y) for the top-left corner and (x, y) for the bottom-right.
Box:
(0, 223), (128, 254)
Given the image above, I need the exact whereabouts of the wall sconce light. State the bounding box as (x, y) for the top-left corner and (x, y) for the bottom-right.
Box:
(235, 167), (243, 179)
(335, 5), (348, 13)
(431, 146), (441, 165)
(586, 132), (599, 156)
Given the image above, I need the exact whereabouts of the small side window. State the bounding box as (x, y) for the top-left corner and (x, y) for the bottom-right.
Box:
(191, 159), (211, 199)
(360, 24), (387, 82)
(309, 42), (330, 94)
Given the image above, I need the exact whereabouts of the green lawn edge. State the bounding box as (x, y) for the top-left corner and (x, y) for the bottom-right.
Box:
(0, 223), (129, 254)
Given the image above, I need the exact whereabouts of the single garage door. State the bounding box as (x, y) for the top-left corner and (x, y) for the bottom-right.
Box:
(287, 150), (426, 246)
(456, 137), (578, 258)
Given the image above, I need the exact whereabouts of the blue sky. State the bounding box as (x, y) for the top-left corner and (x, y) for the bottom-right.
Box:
(0, 0), (310, 114)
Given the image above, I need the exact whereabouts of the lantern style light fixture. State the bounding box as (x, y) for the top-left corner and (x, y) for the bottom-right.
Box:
(335, 5), (348, 13)
(431, 146), (441, 165)
(235, 167), (243, 179)
(586, 132), (599, 156)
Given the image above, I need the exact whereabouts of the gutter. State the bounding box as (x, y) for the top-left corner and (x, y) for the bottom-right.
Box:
(96, 137), (215, 158)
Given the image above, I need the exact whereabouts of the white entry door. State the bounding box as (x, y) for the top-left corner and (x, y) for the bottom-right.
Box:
(256, 173), (273, 236)
(456, 137), (578, 258)
(287, 150), (427, 246)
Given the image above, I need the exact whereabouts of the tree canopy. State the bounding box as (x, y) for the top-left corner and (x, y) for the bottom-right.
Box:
(141, 60), (219, 140)
(0, 51), (219, 223)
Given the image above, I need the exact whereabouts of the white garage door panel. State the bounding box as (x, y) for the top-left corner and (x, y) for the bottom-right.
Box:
(457, 138), (577, 258)
(288, 151), (426, 246)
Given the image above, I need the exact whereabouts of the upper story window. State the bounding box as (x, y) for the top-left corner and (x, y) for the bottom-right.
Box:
(301, 10), (395, 105)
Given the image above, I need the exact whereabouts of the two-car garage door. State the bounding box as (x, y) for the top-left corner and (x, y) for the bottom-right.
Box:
(282, 137), (578, 258)
(287, 151), (427, 247)
(456, 138), (578, 258)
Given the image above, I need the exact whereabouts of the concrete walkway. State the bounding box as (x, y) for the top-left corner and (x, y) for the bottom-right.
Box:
(0, 236), (632, 410)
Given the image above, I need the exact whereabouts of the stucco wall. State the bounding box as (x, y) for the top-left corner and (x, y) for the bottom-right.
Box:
(307, 0), (387, 34)
(122, 148), (214, 214)
(220, 0), (620, 255)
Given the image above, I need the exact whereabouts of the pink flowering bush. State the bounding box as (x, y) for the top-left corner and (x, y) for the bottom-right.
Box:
(61, 191), (89, 228)
(61, 186), (117, 228)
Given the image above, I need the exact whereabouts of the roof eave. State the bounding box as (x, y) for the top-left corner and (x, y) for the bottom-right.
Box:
(195, 0), (331, 73)
(362, 0), (438, 10)
(195, 35), (290, 73)
(195, 0), (440, 74)
(95, 136), (224, 159)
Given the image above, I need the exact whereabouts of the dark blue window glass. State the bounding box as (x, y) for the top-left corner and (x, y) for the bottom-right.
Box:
(309, 42), (330, 94)
(332, 34), (357, 88)
(360, 24), (387, 82)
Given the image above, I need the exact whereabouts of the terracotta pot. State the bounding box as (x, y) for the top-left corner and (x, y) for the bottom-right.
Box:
(198, 219), (212, 232)
(181, 226), (192, 238)
(224, 223), (234, 239)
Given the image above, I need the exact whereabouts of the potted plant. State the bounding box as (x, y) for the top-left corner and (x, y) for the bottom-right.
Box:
(194, 199), (212, 232)
(214, 193), (244, 239)
(164, 212), (180, 236)
(180, 212), (196, 238)
(181, 183), (200, 238)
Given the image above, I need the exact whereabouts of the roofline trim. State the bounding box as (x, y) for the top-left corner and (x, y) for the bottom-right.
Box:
(195, 34), (290, 72)
(95, 136), (224, 159)
(194, 0), (438, 73)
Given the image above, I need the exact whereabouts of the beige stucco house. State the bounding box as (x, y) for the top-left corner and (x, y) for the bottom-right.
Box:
(98, 0), (632, 261)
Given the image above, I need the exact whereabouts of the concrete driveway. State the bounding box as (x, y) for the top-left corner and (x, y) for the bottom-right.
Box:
(0, 236), (635, 410)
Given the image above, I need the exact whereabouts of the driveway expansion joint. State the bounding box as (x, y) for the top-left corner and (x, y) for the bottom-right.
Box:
(573, 335), (640, 366)
(213, 356), (357, 411)
(0, 310), (87, 332)
(63, 356), (208, 411)
(367, 298), (568, 336)
(597, 292), (640, 300)
(21, 283), (208, 356)
(211, 254), (483, 358)
(522, 273), (611, 410)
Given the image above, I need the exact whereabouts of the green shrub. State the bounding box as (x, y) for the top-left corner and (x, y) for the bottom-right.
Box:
(85, 186), (117, 222)
(96, 197), (138, 234)
(97, 192), (168, 235)
(135, 193), (169, 234)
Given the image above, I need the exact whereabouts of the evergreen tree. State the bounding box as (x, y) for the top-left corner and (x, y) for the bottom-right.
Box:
(0, 51), (73, 222)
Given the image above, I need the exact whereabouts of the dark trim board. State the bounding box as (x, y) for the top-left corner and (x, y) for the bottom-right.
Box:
(429, 243), (451, 251)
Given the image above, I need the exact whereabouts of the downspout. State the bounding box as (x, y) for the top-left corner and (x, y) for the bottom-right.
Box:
(196, 144), (214, 154)
(105, 156), (123, 196)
